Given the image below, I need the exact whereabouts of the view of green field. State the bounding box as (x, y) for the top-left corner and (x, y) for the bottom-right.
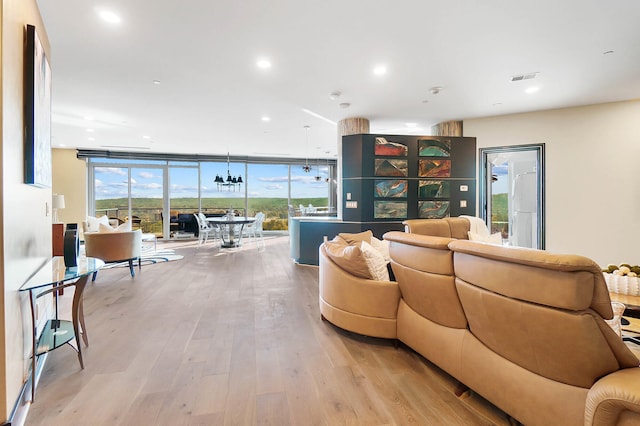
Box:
(491, 193), (508, 236)
(96, 197), (328, 234)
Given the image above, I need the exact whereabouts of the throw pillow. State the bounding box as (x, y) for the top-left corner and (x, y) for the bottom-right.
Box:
(324, 241), (371, 280)
(360, 241), (390, 281)
(468, 231), (503, 245)
(370, 236), (391, 262)
(98, 221), (132, 233)
(338, 230), (373, 245)
(86, 215), (110, 232)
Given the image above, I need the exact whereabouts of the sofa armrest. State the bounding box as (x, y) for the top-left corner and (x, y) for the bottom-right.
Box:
(586, 368), (640, 425)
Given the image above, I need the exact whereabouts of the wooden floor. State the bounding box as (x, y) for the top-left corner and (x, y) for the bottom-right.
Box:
(25, 235), (502, 426)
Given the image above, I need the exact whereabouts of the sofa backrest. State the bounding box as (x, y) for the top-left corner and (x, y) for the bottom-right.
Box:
(384, 231), (467, 329)
(449, 240), (639, 388)
(403, 217), (470, 239)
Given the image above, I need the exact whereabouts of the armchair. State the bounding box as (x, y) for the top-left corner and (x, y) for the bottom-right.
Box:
(83, 229), (143, 281)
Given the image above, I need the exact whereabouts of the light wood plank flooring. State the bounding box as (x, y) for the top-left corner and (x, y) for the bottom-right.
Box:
(25, 235), (505, 425)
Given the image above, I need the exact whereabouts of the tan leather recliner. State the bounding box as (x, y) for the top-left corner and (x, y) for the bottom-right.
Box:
(448, 240), (640, 426)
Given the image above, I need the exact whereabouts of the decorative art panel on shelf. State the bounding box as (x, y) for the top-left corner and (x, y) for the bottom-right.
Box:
(375, 137), (408, 156)
(375, 159), (408, 177)
(418, 159), (451, 178)
(24, 24), (52, 188)
(419, 180), (450, 198)
(375, 180), (407, 198)
(418, 201), (450, 219)
(419, 139), (451, 157)
(374, 201), (407, 219)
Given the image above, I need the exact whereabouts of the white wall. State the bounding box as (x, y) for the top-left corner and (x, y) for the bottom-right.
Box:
(1, 0), (51, 420)
(464, 100), (640, 266)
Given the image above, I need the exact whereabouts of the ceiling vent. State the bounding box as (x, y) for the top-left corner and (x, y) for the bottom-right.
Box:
(510, 72), (538, 82)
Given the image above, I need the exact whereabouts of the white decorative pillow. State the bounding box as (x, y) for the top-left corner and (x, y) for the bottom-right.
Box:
(86, 215), (110, 232)
(370, 236), (391, 262)
(98, 221), (132, 233)
(468, 231), (503, 245)
(360, 241), (390, 281)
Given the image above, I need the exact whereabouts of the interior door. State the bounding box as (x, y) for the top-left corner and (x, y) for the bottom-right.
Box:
(480, 144), (545, 249)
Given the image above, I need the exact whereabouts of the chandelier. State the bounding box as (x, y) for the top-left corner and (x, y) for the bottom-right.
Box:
(214, 152), (243, 191)
(302, 125), (311, 173)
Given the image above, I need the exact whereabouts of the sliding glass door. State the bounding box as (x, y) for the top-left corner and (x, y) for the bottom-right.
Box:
(480, 144), (545, 249)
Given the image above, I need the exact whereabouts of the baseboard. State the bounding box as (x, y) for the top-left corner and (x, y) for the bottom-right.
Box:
(4, 353), (48, 426)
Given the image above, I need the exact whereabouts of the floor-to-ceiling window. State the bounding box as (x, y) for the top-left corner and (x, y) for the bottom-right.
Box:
(246, 163), (289, 230)
(85, 153), (336, 239)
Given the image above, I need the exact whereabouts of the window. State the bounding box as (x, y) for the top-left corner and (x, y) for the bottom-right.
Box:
(87, 153), (335, 239)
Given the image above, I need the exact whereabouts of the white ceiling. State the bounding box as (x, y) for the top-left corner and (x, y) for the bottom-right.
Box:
(36, 0), (640, 160)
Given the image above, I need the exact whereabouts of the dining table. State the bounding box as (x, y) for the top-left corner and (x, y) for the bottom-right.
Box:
(206, 216), (255, 248)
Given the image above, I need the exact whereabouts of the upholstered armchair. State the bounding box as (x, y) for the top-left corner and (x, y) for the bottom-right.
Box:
(83, 229), (143, 281)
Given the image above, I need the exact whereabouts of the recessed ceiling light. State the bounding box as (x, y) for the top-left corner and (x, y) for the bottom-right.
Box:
(430, 86), (443, 95)
(152, 80), (161, 85)
(339, 102), (351, 109)
(257, 58), (272, 69)
(603, 50), (615, 55)
(97, 9), (121, 24)
(84, 116), (94, 121)
(143, 135), (151, 140)
(525, 86), (540, 94)
(329, 91), (341, 100)
(421, 99), (429, 103)
(373, 65), (387, 76)
(261, 116), (271, 122)
(86, 128), (94, 132)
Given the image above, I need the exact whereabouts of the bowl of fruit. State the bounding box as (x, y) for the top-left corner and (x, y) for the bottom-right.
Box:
(603, 263), (640, 296)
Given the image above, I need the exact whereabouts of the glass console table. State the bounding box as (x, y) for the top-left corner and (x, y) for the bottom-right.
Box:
(19, 256), (104, 400)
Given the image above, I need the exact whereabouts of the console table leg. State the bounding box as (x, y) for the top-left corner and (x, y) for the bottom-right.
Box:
(28, 290), (37, 401)
(71, 276), (89, 369)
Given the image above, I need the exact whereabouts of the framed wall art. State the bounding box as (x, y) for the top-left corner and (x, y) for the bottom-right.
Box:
(418, 159), (450, 178)
(375, 179), (407, 198)
(24, 24), (52, 188)
(418, 180), (450, 198)
(418, 139), (451, 157)
(374, 201), (407, 219)
(375, 159), (408, 177)
(375, 137), (408, 156)
(418, 201), (450, 219)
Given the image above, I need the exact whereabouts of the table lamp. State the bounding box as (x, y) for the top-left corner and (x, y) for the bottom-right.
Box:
(52, 194), (65, 223)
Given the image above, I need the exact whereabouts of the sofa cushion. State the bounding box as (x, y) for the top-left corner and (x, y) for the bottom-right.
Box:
(324, 240), (389, 281)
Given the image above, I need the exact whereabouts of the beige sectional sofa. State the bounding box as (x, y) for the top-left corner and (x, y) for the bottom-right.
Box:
(318, 218), (640, 425)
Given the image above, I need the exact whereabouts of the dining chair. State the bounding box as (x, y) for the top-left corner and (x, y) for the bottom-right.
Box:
(246, 212), (266, 248)
(194, 213), (217, 245)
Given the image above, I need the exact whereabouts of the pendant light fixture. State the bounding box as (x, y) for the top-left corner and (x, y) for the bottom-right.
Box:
(302, 125), (311, 173)
(214, 152), (243, 191)
(314, 155), (322, 181)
